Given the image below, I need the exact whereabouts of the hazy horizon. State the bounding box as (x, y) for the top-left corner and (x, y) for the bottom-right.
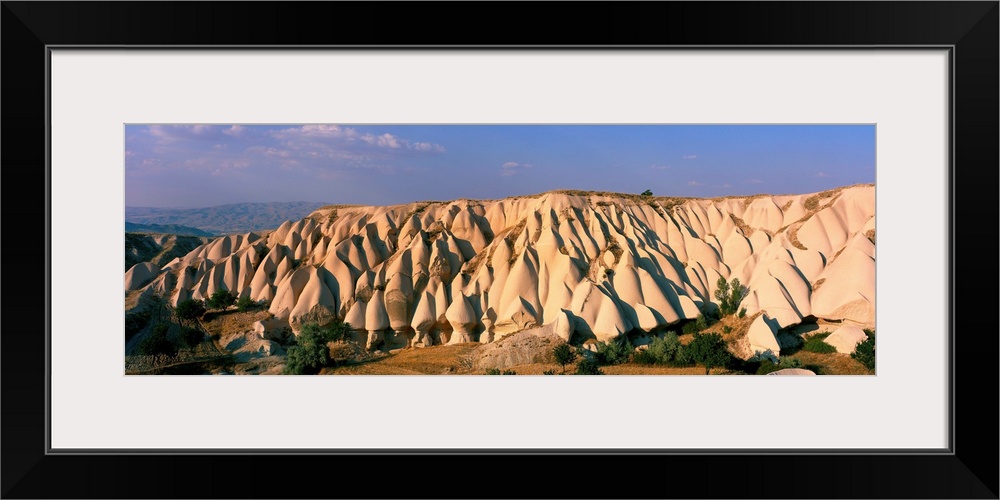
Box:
(125, 124), (875, 208)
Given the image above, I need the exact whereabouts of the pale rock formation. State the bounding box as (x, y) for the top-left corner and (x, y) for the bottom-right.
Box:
(825, 324), (869, 354)
(445, 289), (477, 344)
(410, 291), (437, 347)
(747, 314), (782, 358)
(126, 186), (875, 352)
(125, 262), (160, 291)
(365, 290), (390, 350)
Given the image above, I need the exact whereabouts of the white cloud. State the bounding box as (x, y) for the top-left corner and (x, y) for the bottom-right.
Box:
(222, 125), (245, 137)
(273, 125), (444, 153)
(687, 180), (704, 186)
(816, 171), (833, 178)
(246, 146), (292, 158)
(501, 161), (533, 176)
(682, 154), (698, 160)
(414, 142), (446, 152)
(745, 178), (764, 184)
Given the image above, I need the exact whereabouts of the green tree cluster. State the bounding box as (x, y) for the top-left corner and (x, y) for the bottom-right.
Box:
(714, 277), (748, 316)
(575, 358), (603, 375)
(593, 337), (633, 365)
(174, 299), (206, 327)
(236, 295), (266, 312)
(283, 320), (353, 375)
(205, 290), (237, 311)
(633, 332), (691, 366)
(686, 332), (732, 374)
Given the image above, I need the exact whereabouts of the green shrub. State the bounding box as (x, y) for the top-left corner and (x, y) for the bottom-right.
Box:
(125, 311), (150, 341)
(174, 299), (206, 326)
(714, 277), (748, 316)
(502, 370), (516, 375)
(633, 349), (658, 365)
(205, 290), (237, 311)
(722, 325), (732, 334)
(139, 293), (171, 323)
(543, 369), (557, 375)
(552, 344), (578, 373)
(136, 322), (176, 356)
(594, 337), (632, 365)
(851, 329), (876, 370)
(485, 368), (502, 375)
(636, 332), (687, 366)
(738, 307), (747, 319)
(802, 332), (837, 353)
(575, 358), (604, 375)
(686, 332), (732, 374)
(640, 189), (653, 197)
(682, 320), (702, 335)
(178, 326), (204, 349)
(236, 295), (263, 312)
(756, 359), (781, 375)
(755, 357), (802, 375)
(755, 359), (781, 374)
(282, 320), (353, 375)
(284, 328), (330, 375)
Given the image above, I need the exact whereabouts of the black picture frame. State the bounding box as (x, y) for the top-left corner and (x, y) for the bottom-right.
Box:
(2, 2), (997, 498)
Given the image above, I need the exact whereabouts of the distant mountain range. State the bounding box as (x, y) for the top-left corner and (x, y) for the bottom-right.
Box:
(125, 221), (215, 237)
(125, 201), (329, 236)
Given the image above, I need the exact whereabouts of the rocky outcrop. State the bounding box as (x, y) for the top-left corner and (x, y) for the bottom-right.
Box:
(472, 325), (563, 370)
(127, 186), (875, 346)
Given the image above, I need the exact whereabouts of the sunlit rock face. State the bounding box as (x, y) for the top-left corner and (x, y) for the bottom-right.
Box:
(130, 186), (875, 344)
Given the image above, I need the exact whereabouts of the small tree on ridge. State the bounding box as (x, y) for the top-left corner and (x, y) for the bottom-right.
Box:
(552, 344), (577, 374)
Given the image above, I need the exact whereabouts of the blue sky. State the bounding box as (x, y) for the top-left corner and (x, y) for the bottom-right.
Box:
(125, 124), (875, 208)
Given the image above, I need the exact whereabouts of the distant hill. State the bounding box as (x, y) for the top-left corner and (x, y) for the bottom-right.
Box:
(125, 233), (212, 271)
(125, 201), (329, 235)
(125, 221), (215, 237)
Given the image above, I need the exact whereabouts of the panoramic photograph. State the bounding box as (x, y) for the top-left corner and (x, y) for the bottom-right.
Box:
(124, 124), (875, 375)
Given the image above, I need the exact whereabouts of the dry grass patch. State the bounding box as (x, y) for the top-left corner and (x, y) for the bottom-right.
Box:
(785, 350), (871, 375)
(464, 249), (490, 274)
(601, 364), (735, 375)
(323, 343), (480, 375)
(729, 214), (754, 237)
(201, 309), (273, 346)
(787, 223), (808, 250)
(202, 309), (272, 333)
(607, 237), (624, 265)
